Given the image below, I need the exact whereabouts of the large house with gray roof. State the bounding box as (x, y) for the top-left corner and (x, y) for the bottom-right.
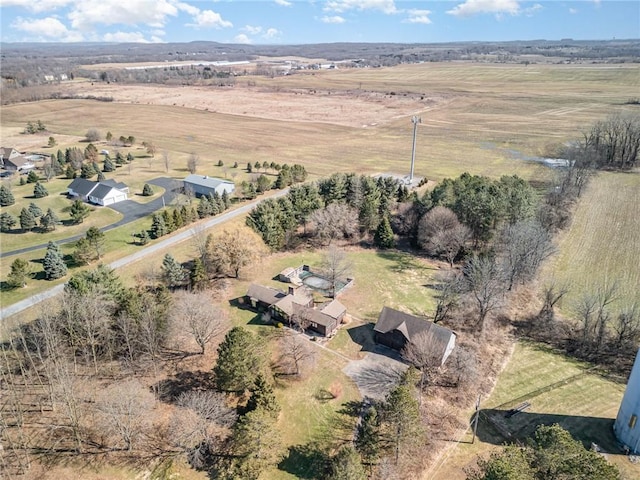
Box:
(374, 306), (456, 365)
(67, 178), (129, 206)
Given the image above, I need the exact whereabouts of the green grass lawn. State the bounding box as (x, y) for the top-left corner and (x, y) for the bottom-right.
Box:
(430, 341), (638, 480)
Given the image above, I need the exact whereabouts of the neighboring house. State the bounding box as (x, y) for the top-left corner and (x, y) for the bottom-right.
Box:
(244, 283), (343, 337)
(373, 306), (456, 365)
(0, 147), (21, 168)
(3, 155), (35, 173)
(183, 174), (235, 197)
(67, 178), (129, 206)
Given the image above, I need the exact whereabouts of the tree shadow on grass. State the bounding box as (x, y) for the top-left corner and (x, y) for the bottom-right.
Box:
(155, 370), (216, 404)
(475, 409), (623, 454)
(278, 443), (330, 479)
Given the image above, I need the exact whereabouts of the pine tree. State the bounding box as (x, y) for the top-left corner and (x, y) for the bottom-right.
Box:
(161, 253), (186, 288)
(33, 182), (49, 198)
(138, 229), (150, 245)
(327, 445), (367, 480)
(189, 257), (207, 290)
(0, 212), (17, 232)
(142, 183), (153, 196)
(80, 163), (95, 179)
(103, 155), (115, 172)
(247, 162), (252, 173)
(7, 258), (32, 288)
(97, 171), (106, 182)
(28, 202), (43, 218)
(57, 149), (64, 164)
(246, 373), (280, 418)
(73, 238), (93, 265)
(115, 151), (125, 165)
(374, 215), (395, 249)
(214, 327), (264, 393)
(197, 196), (212, 218)
(40, 208), (61, 231)
(126, 152), (134, 163)
(19, 207), (36, 231)
(85, 226), (105, 260)
(43, 241), (67, 280)
(150, 213), (167, 238)
(356, 405), (381, 471)
(26, 170), (39, 183)
(69, 199), (91, 224)
(65, 164), (76, 179)
(172, 208), (184, 229)
(162, 209), (175, 232)
(0, 185), (15, 206)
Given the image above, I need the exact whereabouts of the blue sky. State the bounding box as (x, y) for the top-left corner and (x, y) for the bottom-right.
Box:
(0, 1), (638, 44)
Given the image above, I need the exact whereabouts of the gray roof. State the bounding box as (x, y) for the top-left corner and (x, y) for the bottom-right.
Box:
(274, 287), (314, 317)
(246, 283), (286, 306)
(374, 306), (455, 346)
(320, 300), (346, 319)
(4, 155), (30, 169)
(101, 179), (128, 190)
(89, 184), (114, 200)
(292, 304), (336, 328)
(184, 174), (234, 189)
(1, 147), (19, 160)
(68, 178), (98, 196)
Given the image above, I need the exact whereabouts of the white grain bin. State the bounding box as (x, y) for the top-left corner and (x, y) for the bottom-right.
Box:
(614, 349), (640, 453)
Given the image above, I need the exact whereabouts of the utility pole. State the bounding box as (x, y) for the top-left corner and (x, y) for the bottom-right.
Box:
(471, 394), (481, 444)
(410, 115), (421, 183)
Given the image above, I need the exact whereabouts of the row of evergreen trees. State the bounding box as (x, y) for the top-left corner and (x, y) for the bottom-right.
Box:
(247, 173), (409, 250)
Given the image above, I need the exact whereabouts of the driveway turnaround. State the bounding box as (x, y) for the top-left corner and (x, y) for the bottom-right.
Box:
(0, 188), (289, 320)
(0, 177), (179, 259)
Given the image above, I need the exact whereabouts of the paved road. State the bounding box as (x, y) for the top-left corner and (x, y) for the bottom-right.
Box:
(0, 188), (289, 320)
(0, 177), (179, 259)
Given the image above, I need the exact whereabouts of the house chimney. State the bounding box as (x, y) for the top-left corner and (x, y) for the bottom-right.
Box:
(288, 286), (295, 295)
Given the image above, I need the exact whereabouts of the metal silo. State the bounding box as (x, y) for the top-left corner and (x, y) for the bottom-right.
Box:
(614, 349), (640, 453)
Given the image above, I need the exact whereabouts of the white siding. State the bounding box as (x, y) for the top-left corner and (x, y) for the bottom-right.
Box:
(614, 349), (640, 453)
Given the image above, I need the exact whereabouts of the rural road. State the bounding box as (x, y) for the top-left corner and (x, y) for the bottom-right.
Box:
(0, 177), (179, 259)
(0, 188), (289, 320)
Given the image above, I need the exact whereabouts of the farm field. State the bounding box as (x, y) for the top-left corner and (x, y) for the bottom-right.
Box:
(541, 170), (640, 312)
(428, 341), (638, 480)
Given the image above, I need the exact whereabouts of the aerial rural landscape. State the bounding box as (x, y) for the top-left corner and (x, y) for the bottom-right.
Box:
(1, 1), (640, 479)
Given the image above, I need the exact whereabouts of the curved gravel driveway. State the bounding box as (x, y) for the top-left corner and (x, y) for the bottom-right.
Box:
(0, 188), (288, 320)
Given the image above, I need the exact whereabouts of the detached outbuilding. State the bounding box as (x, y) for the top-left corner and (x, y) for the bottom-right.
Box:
(183, 174), (235, 197)
(374, 306), (456, 365)
(615, 349), (640, 453)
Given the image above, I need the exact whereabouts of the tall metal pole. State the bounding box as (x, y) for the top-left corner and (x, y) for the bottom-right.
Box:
(410, 115), (421, 183)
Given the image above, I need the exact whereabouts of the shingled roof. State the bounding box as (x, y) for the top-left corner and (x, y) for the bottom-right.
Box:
(246, 283), (287, 306)
(374, 306), (456, 363)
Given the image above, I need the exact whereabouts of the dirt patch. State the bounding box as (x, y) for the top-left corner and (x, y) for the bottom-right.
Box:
(56, 82), (437, 128)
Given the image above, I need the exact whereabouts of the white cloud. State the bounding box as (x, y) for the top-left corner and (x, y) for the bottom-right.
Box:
(11, 16), (83, 41)
(68, 0), (179, 30)
(404, 9), (432, 24)
(152, 29), (166, 37)
(321, 15), (346, 23)
(176, 1), (199, 16)
(0, 0), (74, 14)
(523, 3), (542, 16)
(103, 31), (152, 43)
(569, 7), (578, 14)
(234, 34), (252, 44)
(243, 25), (263, 34)
(447, 0), (520, 17)
(263, 28), (280, 39)
(275, 0), (292, 6)
(325, 0), (397, 15)
(187, 9), (233, 28)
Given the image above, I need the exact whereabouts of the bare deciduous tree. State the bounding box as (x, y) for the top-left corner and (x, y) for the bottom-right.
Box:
(418, 206), (470, 267)
(538, 281), (570, 325)
(172, 291), (228, 354)
(162, 150), (170, 172)
(464, 255), (505, 332)
(187, 152), (199, 174)
(95, 379), (155, 451)
(402, 331), (447, 400)
(320, 245), (352, 298)
(613, 303), (640, 351)
(310, 203), (359, 246)
(276, 330), (316, 376)
(499, 220), (554, 290)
